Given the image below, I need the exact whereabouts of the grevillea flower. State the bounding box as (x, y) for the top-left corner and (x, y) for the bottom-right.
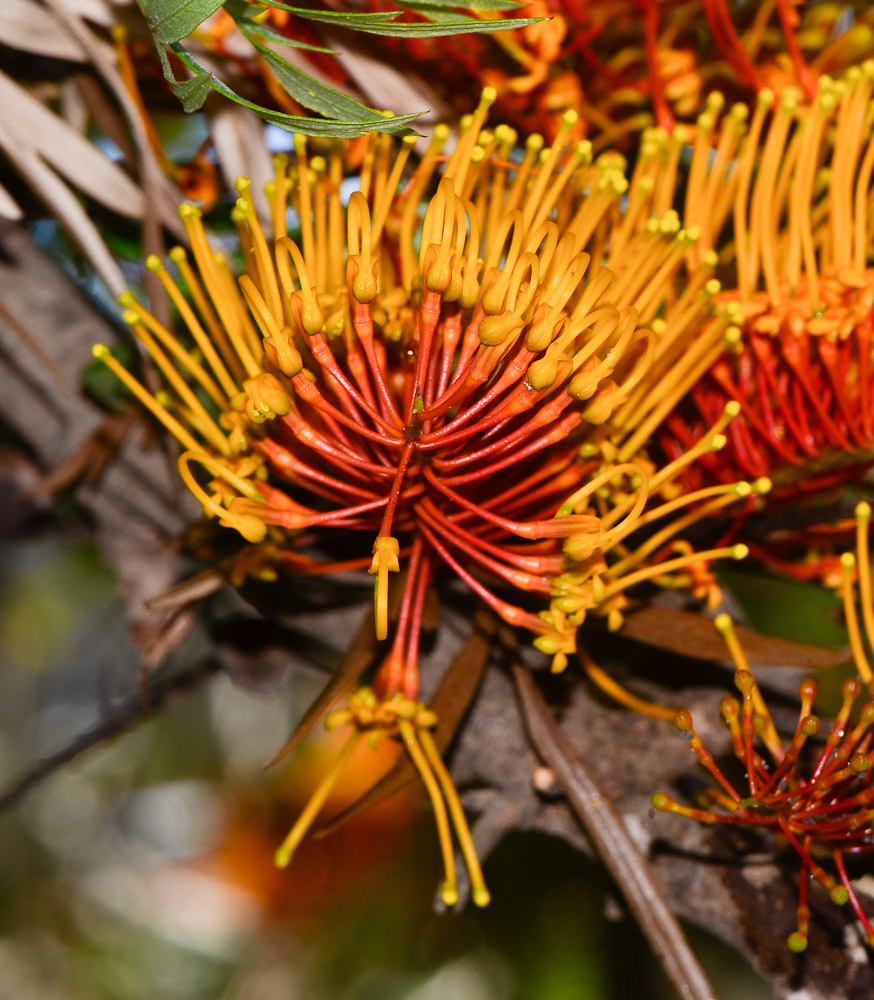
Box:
(638, 70), (874, 512)
(93, 93), (760, 894)
(654, 502), (874, 951)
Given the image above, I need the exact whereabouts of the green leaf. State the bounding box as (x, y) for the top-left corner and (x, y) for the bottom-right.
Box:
(157, 44), (214, 111)
(238, 18), (336, 53)
(245, 33), (384, 123)
(398, 0), (524, 9)
(137, 0), (227, 44)
(172, 44), (422, 136)
(344, 14), (540, 35)
(257, 2), (404, 25)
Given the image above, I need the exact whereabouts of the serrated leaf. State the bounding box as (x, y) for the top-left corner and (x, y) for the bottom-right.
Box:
(248, 35), (386, 123)
(138, 0), (226, 44)
(238, 17), (336, 54)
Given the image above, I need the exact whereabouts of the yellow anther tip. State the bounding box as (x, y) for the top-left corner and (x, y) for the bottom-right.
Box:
(441, 884), (459, 907)
(735, 482), (752, 497)
(274, 848), (291, 869)
(527, 133), (545, 151)
(709, 433), (727, 451)
(714, 613), (732, 632)
(122, 309), (139, 326)
(145, 254), (163, 272)
(841, 552), (857, 569)
(481, 86), (497, 106)
(178, 203), (200, 220)
(758, 88), (774, 107)
(723, 400), (741, 418)
(753, 478), (772, 494)
(472, 887), (491, 907)
(92, 344), (109, 359)
(732, 544), (748, 560)
(857, 501), (872, 519)
(234, 176), (251, 194)
(168, 246), (186, 262)
(562, 109), (579, 127)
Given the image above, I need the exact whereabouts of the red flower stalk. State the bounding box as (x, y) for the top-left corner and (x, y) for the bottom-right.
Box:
(655, 607), (874, 952)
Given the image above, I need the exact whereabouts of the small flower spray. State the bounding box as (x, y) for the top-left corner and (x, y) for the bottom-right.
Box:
(655, 502), (874, 950)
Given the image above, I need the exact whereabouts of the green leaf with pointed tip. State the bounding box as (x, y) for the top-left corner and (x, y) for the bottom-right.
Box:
(244, 31), (381, 122)
(256, 2), (404, 25)
(345, 14), (540, 35)
(171, 44), (422, 136)
(137, 0), (226, 44)
(156, 44), (213, 111)
(398, 0), (523, 9)
(238, 18), (336, 54)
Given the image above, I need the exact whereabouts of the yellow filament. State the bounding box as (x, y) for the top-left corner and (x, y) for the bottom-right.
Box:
(397, 719), (458, 906)
(127, 319), (230, 455)
(445, 87), (496, 193)
(178, 450), (263, 506)
(602, 545), (748, 600)
(608, 486), (751, 571)
(274, 731), (361, 867)
(293, 136), (316, 278)
(170, 248), (245, 383)
(148, 258), (238, 399)
(856, 503), (874, 654)
(418, 728), (490, 907)
(271, 153), (289, 240)
(91, 345), (200, 453)
(841, 553), (874, 686)
(238, 196), (283, 324)
(124, 292), (227, 408)
(580, 649), (676, 722)
(714, 614), (782, 757)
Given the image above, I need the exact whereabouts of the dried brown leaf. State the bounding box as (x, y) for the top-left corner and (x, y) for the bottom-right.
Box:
(0, 0), (87, 60)
(619, 605), (847, 668)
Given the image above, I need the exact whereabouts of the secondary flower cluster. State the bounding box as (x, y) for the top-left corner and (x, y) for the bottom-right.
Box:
(655, 504), (874, 951)
(361, 1), (874, 141)
(648, 69), (874, 504)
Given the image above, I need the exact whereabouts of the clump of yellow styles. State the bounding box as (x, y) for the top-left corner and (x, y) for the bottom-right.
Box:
(94, 90), (764, 902)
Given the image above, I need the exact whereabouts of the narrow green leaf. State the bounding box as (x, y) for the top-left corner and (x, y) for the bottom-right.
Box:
(398, 0), (524, 9)
(346, 15), (540, 35)
(137, 0), (226, 44)
(257, 2), (404, 25)
(172, 45), (422, 136)
(245, 32), (380, 122)
(223, 0), (261, 17)
(156, 44), (214, 111)
(238, 18), (336, 54)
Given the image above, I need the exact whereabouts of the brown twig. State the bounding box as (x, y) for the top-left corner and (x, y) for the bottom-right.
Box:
(513, 663), (719, 1000)
(0, 659), (220, 814)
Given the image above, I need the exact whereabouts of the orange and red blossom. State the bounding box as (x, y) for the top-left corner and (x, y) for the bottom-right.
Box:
(94, 97), (759, 699)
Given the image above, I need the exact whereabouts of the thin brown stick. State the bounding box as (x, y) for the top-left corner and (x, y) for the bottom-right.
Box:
(513, 664), (719, 1000)
(0, 660), (220, 814)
